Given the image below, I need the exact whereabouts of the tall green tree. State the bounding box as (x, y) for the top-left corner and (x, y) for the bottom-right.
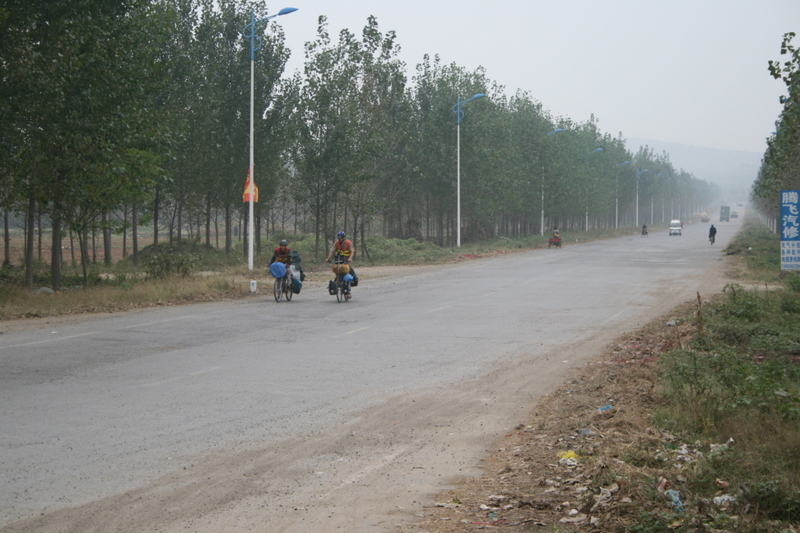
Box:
(292, 16), (360, 255)
(755, 32), (800, 220)
(1, 0), (174, 288)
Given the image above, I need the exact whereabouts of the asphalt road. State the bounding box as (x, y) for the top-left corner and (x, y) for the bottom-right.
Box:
(0, 217), (741, 532)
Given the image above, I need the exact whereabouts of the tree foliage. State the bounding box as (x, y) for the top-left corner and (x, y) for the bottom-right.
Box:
(1, 2), (719, 283)
(753, 32), (800, 218)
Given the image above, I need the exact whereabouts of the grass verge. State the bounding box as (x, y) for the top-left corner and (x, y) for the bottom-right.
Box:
(628, 215), (800, 530)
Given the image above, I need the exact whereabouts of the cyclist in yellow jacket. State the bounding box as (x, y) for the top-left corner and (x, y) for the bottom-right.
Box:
(325, 231), (358, 294)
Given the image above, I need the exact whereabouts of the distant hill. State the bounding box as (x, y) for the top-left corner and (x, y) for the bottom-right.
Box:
(626, 137), (762, 196)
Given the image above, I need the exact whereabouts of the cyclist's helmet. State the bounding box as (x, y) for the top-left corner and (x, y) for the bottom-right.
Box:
(279, 239), (288, 246)
(336, 231), (345, 239)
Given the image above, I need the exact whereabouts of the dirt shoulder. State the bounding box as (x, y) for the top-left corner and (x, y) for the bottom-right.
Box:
(409, 248), (761, 532)
(413, 306), (698, 532)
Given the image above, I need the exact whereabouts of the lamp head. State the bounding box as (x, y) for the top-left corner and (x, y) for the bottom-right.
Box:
(278, 7), (298, 15)
(463, 93), (485, 103)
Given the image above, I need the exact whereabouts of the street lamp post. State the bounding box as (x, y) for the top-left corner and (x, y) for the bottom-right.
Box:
(540, 128), (564, 235)
(452, 93), (485, 247)
(615, 161), (630, 229)
(242, 6), (298, 270)
(654, 173), (663, 224)
(666, 175), (675, 220)
(585, 148), (604, 231)
(636, 168), (649, 227)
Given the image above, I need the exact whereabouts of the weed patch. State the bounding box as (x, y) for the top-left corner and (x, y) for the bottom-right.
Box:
(652, 221), (800, 528)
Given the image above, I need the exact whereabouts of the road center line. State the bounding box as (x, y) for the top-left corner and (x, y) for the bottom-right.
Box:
(425, 306), (452, 313)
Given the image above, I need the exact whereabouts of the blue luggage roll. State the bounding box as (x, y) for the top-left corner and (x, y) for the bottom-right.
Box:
(343, 273), (353, 282)
(269, 262), (286, 278)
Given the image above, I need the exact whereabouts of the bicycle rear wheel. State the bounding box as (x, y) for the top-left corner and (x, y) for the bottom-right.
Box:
(343, 281), (351, 301)
(285, 277), (293, 301)
(274, 278), (283, 302)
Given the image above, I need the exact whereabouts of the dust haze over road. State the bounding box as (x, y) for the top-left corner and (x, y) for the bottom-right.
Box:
(0, 215), (741, 532)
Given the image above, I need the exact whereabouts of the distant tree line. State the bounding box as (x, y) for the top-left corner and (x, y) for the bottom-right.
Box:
(753, 31), (800, 229)
(1, 0), (715, 289)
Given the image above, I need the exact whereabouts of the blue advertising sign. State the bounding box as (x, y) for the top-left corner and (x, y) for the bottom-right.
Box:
(781, 190), (800, 271)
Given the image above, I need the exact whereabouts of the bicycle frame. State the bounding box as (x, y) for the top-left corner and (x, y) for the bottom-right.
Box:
(273, 268), (293, 302)
(330, 257), (351, 302)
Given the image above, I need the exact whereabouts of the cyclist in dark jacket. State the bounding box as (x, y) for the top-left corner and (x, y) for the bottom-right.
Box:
(270, 239), (292, 265)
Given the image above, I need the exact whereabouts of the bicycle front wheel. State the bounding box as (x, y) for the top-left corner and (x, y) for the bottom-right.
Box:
(274, 278), (283, 302)
(336, 277), (344, 302)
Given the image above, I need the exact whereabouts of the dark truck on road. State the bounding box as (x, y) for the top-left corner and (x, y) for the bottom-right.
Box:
(720, 205), (730, 222)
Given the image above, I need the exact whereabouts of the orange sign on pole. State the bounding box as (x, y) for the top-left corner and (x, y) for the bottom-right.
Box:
(243, 168), (259, 203)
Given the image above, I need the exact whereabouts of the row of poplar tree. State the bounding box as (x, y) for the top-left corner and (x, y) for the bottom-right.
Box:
(1, 0), (716, 289)
(753, 32), (800, 225)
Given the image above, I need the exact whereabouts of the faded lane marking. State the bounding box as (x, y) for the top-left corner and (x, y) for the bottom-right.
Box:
(425, 306), (452, 314)
(0, 315), (203, 352)
(0, 330), (100, 350)
(138, 366), (224, 388)
(189, 366), (224, 376)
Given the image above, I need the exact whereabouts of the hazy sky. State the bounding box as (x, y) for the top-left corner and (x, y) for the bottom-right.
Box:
(273, 0), (796, 156)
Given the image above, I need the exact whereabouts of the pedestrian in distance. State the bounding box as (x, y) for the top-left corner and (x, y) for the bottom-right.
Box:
(709, 224), (717, 245)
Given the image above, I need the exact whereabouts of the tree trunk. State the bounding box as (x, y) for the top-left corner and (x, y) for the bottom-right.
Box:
(132, 204), (139, 266)
(214, 207), (219, 249)
(51, 204), (62, 291)
(224, 203), (231, 257)
(91, 225), (97, 264)
(153, 185), (160, 249)
(122, 204), (128, 259)
(25, 194), (35, 289)
(256, 205), (262, 257)
(177, 199), (182, 251)
(37, 210), (42, 263)
(78, 228), (89, 284)
(2, 208), (10, 266)
(205, 194), (211, 248)
(69, 229), (76, 266)
(102, 211), (112, 265)
(242, 208), (248, 260)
